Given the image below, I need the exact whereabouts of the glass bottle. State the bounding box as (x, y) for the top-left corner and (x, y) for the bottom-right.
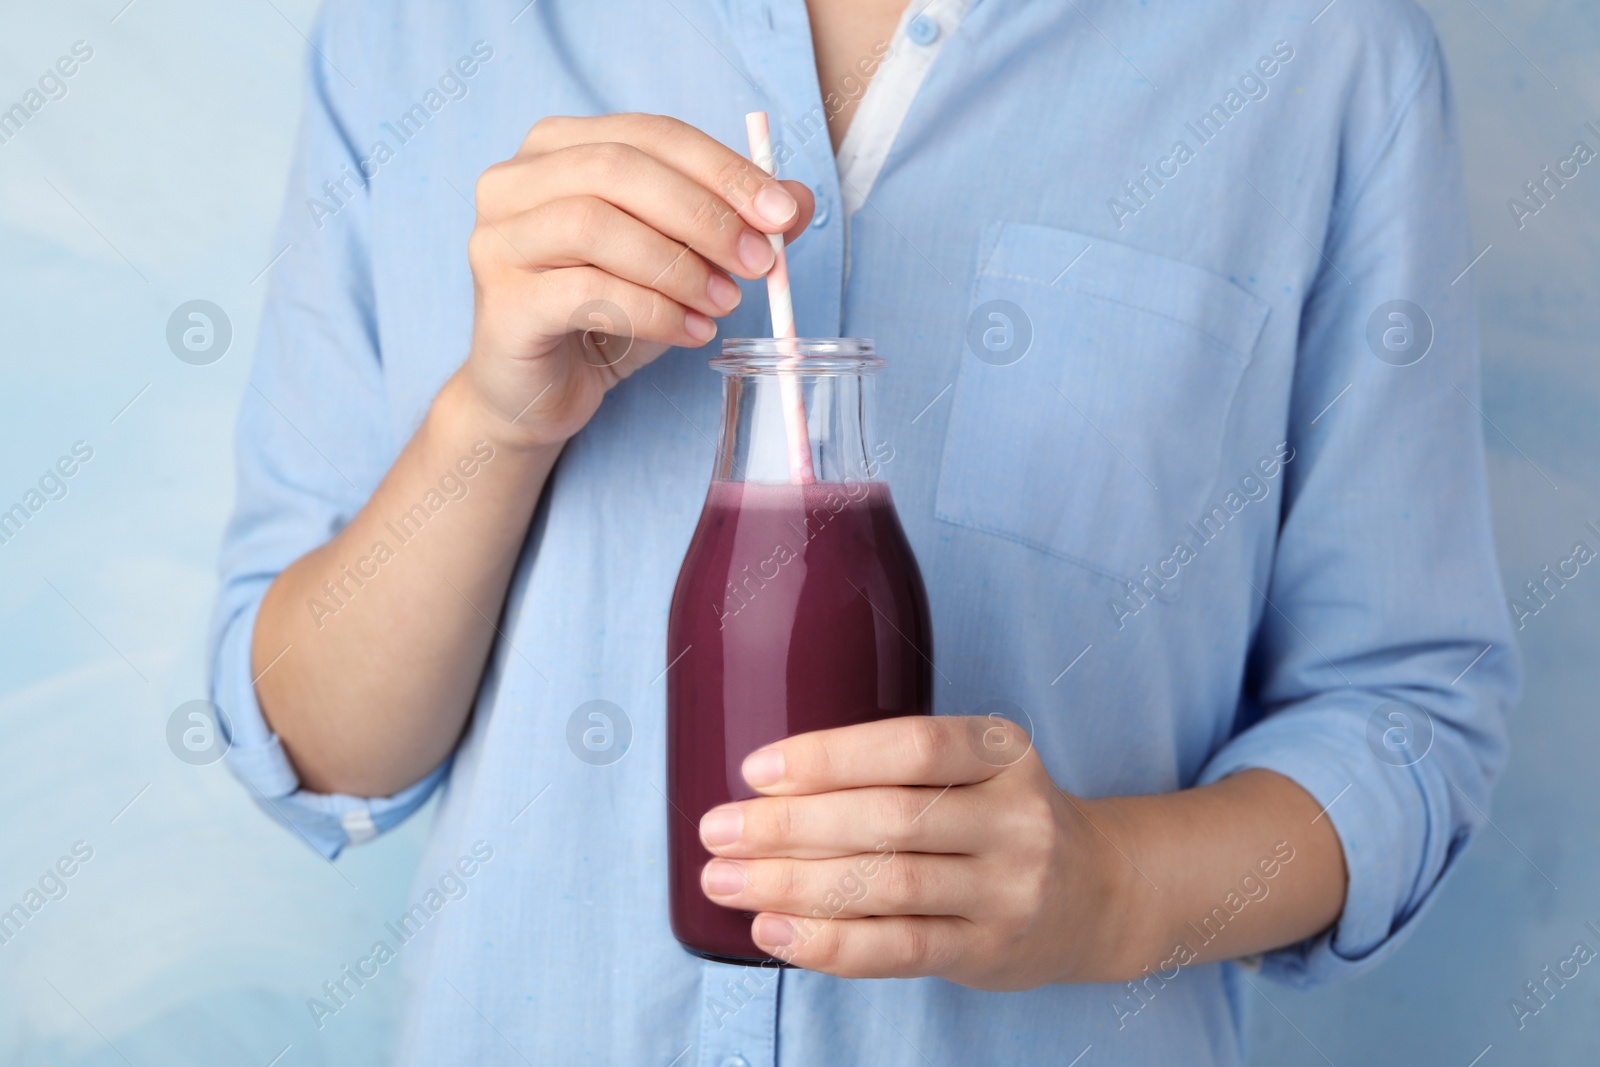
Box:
(666, 338), (934, 964)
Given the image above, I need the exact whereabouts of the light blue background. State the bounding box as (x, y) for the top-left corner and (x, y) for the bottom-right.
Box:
(0, 2), (1594, 1064)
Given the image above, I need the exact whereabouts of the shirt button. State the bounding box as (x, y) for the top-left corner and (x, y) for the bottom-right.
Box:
(907, 14), (940, 45)
(811, 196), (831, 229)
(718, 1057), (751, 1067)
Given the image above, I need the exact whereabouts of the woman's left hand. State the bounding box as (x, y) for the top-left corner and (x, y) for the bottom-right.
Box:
(697, 715), (1136, 990)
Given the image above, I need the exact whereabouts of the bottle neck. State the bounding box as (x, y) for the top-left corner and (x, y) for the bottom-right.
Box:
(714, 370), (879, 484)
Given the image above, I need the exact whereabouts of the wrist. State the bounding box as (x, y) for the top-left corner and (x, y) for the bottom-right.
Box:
(435, 364), (569, 460)
(1064, 794), (1170, 984)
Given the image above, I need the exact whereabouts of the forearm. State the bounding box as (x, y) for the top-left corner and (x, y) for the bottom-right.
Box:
(252, 368), (560, 796)
(1093, 768), (1348, 980)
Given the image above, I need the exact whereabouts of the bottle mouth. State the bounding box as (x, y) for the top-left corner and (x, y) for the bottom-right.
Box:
(713, 337), (883, 374)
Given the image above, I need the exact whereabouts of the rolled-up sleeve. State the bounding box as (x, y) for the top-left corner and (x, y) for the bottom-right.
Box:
(206, 1), (446, 859)
(1197, 37), (1520, 987)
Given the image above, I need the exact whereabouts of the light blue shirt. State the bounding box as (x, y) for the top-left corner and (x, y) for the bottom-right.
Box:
(209, 1), (1520, 1063)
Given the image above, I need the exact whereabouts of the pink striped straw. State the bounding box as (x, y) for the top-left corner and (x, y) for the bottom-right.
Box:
(745, 111), (816, 485)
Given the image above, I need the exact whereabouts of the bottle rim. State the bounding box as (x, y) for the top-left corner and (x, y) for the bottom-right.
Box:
(712, 337), (883, 374)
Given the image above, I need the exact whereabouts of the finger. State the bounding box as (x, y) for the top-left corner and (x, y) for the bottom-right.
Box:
(699, 786), (983, 859)
(518, 113), (806, 233)
(776, 180), (815, 245)
(475, 264), (716, 355)
(702, 852), (978, 918)
(741, 715), (1026, 796)
(483, 197), (742, 318)
(752, 913), (971, 979)
(478, 146), (794, 282)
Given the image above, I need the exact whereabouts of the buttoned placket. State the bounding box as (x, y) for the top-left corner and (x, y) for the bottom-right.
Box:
(695, 8), (834, 1060)
(693, 957), (786, 1067)
(688, 3), (979, 1063)
(724, 0), (848, 343)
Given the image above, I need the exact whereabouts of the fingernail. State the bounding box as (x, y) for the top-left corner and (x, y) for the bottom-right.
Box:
(755, 186), (798, 227)
(703, 859), (745, 896)
(754, 915), (795, 947)
(685, 312), (716, 343)
(707, 273), (741, 311)
(739, 230), (776, 274)
(700, 806), (743, 847)
(742, 747), (784, 788)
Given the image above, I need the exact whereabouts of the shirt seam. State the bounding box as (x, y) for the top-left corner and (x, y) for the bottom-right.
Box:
(981, 269), (1262, 356)
(1321, 35), (1442, 255)
(932, 504), (1130, 584)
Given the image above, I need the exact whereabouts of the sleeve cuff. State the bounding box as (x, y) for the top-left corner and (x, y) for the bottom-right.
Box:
(1195, 697), (1465, 988)
(210, 584), (449, 859)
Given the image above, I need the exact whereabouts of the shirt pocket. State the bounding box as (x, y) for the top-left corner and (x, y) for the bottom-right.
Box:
(935, 222), (1270, 582)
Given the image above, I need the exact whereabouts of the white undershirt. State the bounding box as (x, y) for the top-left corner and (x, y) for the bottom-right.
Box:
(835, 0), (975, 218)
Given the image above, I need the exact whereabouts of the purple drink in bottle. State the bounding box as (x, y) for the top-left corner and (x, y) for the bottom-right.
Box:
(667, 338), (933, 964)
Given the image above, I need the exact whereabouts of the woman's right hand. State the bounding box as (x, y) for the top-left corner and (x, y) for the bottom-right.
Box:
(462, 113), (816, 449)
